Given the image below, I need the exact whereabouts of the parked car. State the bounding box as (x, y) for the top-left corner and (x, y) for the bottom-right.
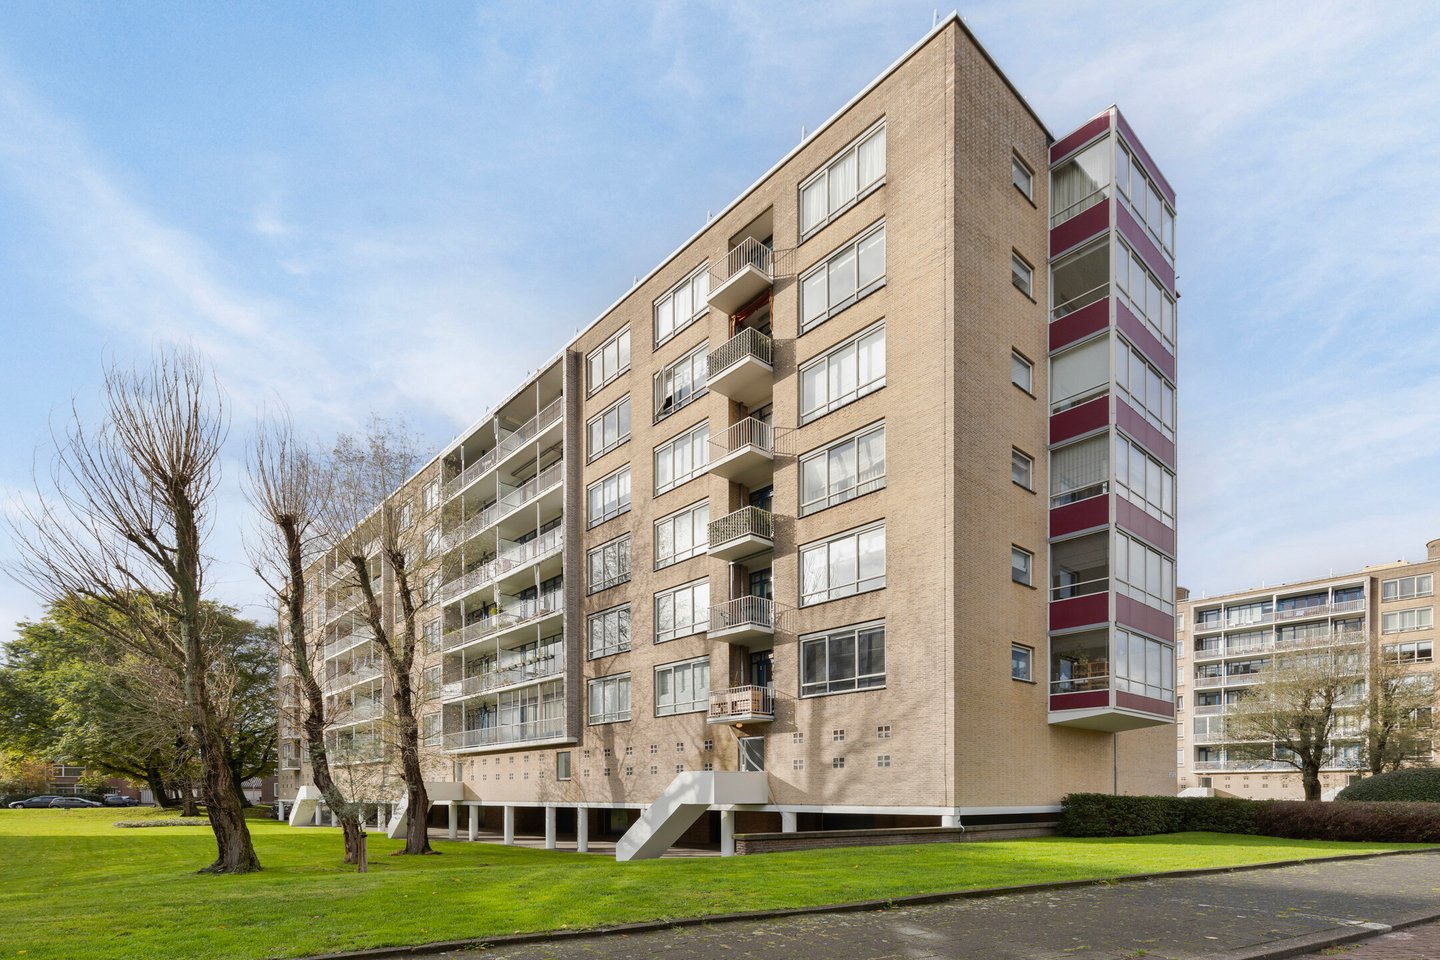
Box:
(7, 795), (62, 809)
(101, 795), (141, 807)
(47, 797), (101, 809)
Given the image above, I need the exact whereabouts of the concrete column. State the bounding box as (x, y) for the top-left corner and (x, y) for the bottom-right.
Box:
(720, 810), (735, 857)
(780, 811), (797, 833)
(313, 803), (323, 826)
(575, 807), (589, 853)
(544, 806), (557, 850)
(447, 801), (459, 841)
(375, 805), (385, 830)
(502, 805), (515, 845)
(468, 804), (479, 842)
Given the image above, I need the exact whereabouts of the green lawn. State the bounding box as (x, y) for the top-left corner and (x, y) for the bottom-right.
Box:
(0, 808), (1428, 960)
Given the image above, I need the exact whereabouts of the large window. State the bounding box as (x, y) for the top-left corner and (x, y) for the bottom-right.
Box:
(800, 120), (885, 238)
(1116, 140), (1175, 260)
(587, 395), (631, 461)
(1384, 574), (1434, 601)
(655, 578), (710, 643)
(587, 535), (631, 594)
(1114, 530), (1175, 614)
(654, 421), (709, 495)
(587, 327), (631, 394)
(586, 465), (631, 528)
(799, 322), (885, 424)
(1115, 432), (1176, 527)
(1051, 434), (1108, 507)
(655, 656), (710, 716)
(587, 674), (631, 724)
(1050, 137), (1112, 228)
(1113, 628), (1175, 701)
(653, 341), (708, 421)
(799, 222), (886, 331)
(655, 264), (710, 346)
(1383, 608), (1434, 634)
(1114, 235), (1176, 349)
(1050, 336), (1108, 413)
(1050, 532), (1107, 600)
(800, 522), (885, 605)
(1384, 640), (1434, 663)
(799, 422), (885, 516)
(800, 621), (885, 696)
(1051, 238), (1109, 321)
(655, 500), (709, 569)
(587, 604), (631, 659)
(1114, 336), (1175, 441)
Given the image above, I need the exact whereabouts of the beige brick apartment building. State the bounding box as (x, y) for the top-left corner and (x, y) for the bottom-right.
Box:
(1176, 540), (1440, 800)
(277, 14), (1181, 857)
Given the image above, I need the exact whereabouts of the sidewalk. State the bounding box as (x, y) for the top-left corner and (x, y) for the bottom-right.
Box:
(1294, 919), (1440, 959)
(433, 850), (1440, 960)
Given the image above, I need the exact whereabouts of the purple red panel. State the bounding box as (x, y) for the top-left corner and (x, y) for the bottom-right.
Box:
(1116, 690), (1175, 717)
(1050, 496), (1109, 538)
(1115, 299), (1176, 381)
(1050, 592), (1109, 631)
(1115, 111), (1176, 207)
(1116, 498), (1175, 556)
(1049, 298), (1110, 353)
(1050, 395), (1109, 445)
(1051, 113), (1112, 165)
(1117, 204), (1176, 292)
(1116, 594), (1175, 643)
(1114, 398), (1176, 468)
(1050, 690), (1111, 711)
(1050, 200), (1109, 259)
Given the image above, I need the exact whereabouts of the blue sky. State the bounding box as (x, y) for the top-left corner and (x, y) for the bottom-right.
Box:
(2, 1), (1440, 637)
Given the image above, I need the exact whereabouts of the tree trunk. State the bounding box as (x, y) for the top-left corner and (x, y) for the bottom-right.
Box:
(181, 785), (199, 817)
(230, 763), (250, 810)
(394, 680), (434, 855)
(195, 712), (260, 873)
(1302, 765), (1322, 801)
(147, 769), (177, 808)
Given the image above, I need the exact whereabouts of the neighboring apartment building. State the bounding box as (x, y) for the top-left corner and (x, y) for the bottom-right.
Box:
(277, 14), (1181, 857)
(1176, 539), (1440, 799)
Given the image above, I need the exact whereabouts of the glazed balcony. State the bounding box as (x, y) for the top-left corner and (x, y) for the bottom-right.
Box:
(442, 651), (564, 702)
(706, 327), (774, 408)
(708, 596), (775, 648)
(707, 685), (775, 725)
(708, 418), (774, 488)
(707, 238), (777, 316)
(443, 398), (563, 502)
(707, 506), (774, 562)
(442, 716), (566, 752)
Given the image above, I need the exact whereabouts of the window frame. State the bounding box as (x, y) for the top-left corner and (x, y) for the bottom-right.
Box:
(1011, 546), (1034, 586)
(1382, 607), (1435, 635)
(654, 577), (711, 644)
(799, 619), (886, 697)
(1011, 448), (1034, 491)
(586, 673), (632, 725)
(1383, 574), (1434, 602)
(799, 521), (886, 606)
(652, 340), (709, 422)
(586, 464), (632, 528)
(798, 119), (887, 241)
(586, 394), (632, 462)
(654, 498), (710, 570)
(798, 321), (886, 425)
(654, 655), (711, 717)
(586, 534), (632, 595)
(1011, 643), (1034, 682)
(653, 419), (710, 496)
(1011, 350), (1034, 394)
(798, 220), (887, 333)
(798, 421), (886, 517)
(586, 603), (631, 660)
(1011, 251), (1034, 298)
(587, 326), (632, 396)
(653, 262), (711, 348)
(556, 751), (572, 781)
(1011, 152), (1034, 200)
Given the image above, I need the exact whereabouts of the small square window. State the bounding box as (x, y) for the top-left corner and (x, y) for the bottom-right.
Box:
(1011, 351), (1033, 393)
(832, 729), (846, 743)
(675, 764), (685, 773)
(625, 746), (633, 756)
(703, 738), (714, 751)
(877, 724), (892, 739)
(603, 766), (612, 776)
(1011, 644), (1034, 682)
(792, 732), (805, 744)
(703, 762), (714, 771)
(1012, 153), (1033, 200)
(877, 754), (891, 768)
(625, 766), (634, 776)
(1011, 547), (1033, 586)
(792, 758), (805, 771)
(1011, 253), (1033, 298)
(832, 757), (846, 769)
(1011, 449), (1033, 490)
(676, 742), (685, 753)
(649, 765), (657, 775)
(649, 744), (658, 755)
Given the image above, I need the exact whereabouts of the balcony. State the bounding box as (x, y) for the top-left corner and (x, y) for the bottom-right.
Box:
(327, 661), (382, 691)
(706, 327), (773, 408)
(325, 592), (364, 625)
(442, 716), (566, 752)
(323, 625), (375, 660)
(707, 506), (774, 562)
(707, 596), (775, 648)
(443, 398), (563, 502)
(331, 699), (383, 726)
(442, 653), (564, 702)
(708, 418), (774, 488)
(707, 685), (775, 725)
(707, 238), (777, 316)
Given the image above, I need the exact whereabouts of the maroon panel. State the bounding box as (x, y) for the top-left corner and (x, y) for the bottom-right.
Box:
(1049, 297), (1110, 353)
(1116, 498), (1176, 556)
(1115, 111), (1176, 207)
(1050, 593), (1109, 631)
(1115, 299), (1177, 381)
(1117, 204), (1176, 292)
(1050, 200), (1109, 259)
(1116, 690), (1175, 718)
(1050, 690), (1110, 711)
(1050, 496), (1109, 538)
(1114, 398), (1176, 468)
(1051, 113), (1112, 165)
(1050, 395), (1109, 445)
(1116, 594), (1175, 642)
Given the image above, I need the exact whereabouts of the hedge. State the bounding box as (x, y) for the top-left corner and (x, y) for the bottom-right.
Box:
(1060, 792), (1440, 843)
(1336, 769), (1440, 803)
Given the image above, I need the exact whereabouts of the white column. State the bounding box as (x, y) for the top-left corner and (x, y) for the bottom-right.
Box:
(720, 810), (735, 857)
(576, 807), (589, 853)
(447, 801), (459, 840)
(375, 805), (385, 829)
(468, 805), (479, 842)
(503, 805), (515, 845)
(781, 811), (797, 833)
(313, 804), (323, 826)
(544, 806), (557, 850)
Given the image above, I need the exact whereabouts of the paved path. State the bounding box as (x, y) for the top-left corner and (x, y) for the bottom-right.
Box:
(1295, 919), (1440, 959)
(436, 851), (1440, 960)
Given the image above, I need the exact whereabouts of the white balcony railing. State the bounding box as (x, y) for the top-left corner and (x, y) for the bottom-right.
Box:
(707, 685), (775, 722)
(442, 716), (565, 751)
(442, 652), (564, 701)
(710, 417), (774, 460)
(443, 399), (564, 502)
(709, 596), (775, 633)
(707, 326), (773, 379)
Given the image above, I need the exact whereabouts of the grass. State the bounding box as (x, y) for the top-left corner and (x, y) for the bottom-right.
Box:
(0, 808), (1431, 960)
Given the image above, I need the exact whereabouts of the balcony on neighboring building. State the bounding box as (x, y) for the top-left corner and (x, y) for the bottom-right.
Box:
(708, 418), (774, 488)
(708, 596), (775, 648)
(706, 327), (774, 408)
(707, 685), (775, 725)
(707, 506), (774, 562)
(706, 238), (778, 316)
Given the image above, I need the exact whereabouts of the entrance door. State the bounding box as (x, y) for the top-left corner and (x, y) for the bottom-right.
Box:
(748, 651), (773, 689)
(738, 736), (766, 772)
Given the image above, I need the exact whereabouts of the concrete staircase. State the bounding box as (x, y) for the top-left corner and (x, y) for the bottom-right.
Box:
(386, 781), (469, 839)
(287, 785), (322, 827)
(616, 771), (768, 862)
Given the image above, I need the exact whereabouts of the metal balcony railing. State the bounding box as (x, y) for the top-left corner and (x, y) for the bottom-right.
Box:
(331, 700), (383, 725)
(443, 652), (564, 700)
(710, 417), (774, 460)
(708, 506), (773, 548)
(442, 716), (565, 751)
(707, 326), (773, 379)
(443, 399), (563, 502)
(441, 612), (516, 652)
(499, 527), (563, 569)
(323, 624), (375, 660)
(497, 461), (565, 517)
(714, 237), (774, 286)
(707, 685), (775, 722)
(709, 596), (775, 632)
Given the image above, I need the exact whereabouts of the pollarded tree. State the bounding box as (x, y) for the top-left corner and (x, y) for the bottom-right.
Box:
(1363, 647), (1435, 775)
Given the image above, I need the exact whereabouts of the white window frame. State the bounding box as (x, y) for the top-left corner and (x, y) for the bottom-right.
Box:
(1012, 448), (1034, 491)
(1383, 574), (1434, 602)
(587, 395), (631, 462)
(799, 220), (886, 332)
(654, 578), (710, 643)
(654, 499), (709, 570)
(653, 420), (709, 495)
(1011, 546), (1033, 586)
(1011, 152), (1033, 200)
(799, 321), (885, 425)
(799, 620), (886, 697)
(654, 656), (711, 717)
(586, 604), (631, 659)
(1113, 235), (1176, 350)
(1114, 335), (1176, 441)
(653, 341), (709, 421)
(586, 535), (631, 594)
(654, 263), (711, 347)
(799, 119), (886, 239)
(586, 465), (631, 528)
(1114, 431), (1176, 528)
(587, 326), (631, 395)
(799, 422), (885, 517)
(556, 751), (572, 781)
(1011, 643), (1034, 682)
(422, 480), (441, 513)
(399, 499), (414, 530)
(1384, 640), (1434, 663)
(423, 526), (441, 559)
(1011, 252), (1034, 298)
(800, 521), (886, 606)
(587, 673), (631, 725)
(1117, 140), (1176, 262)
(1011, 350), (1034, 394)
(1114, 530), (1176, 615)
(1382, 607), (1434, 634)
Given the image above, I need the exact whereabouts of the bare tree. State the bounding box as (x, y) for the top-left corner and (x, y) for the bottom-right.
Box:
(246, 413), (369, 867)
(6, 348), (259, 872)
(1363, 649), (1435, 776)
(321, 417), (435, 855)
(1225, 645), (1364, 801)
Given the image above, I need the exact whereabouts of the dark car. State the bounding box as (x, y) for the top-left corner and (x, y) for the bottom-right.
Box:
(7, 795), (62, 809)
(48, 797), (101, 809)
(101, 795), (141, 807)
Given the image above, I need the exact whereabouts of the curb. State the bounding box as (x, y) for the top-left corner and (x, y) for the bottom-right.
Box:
(295, 846), (1440, 960)
(1206, 906), (1440, 960)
